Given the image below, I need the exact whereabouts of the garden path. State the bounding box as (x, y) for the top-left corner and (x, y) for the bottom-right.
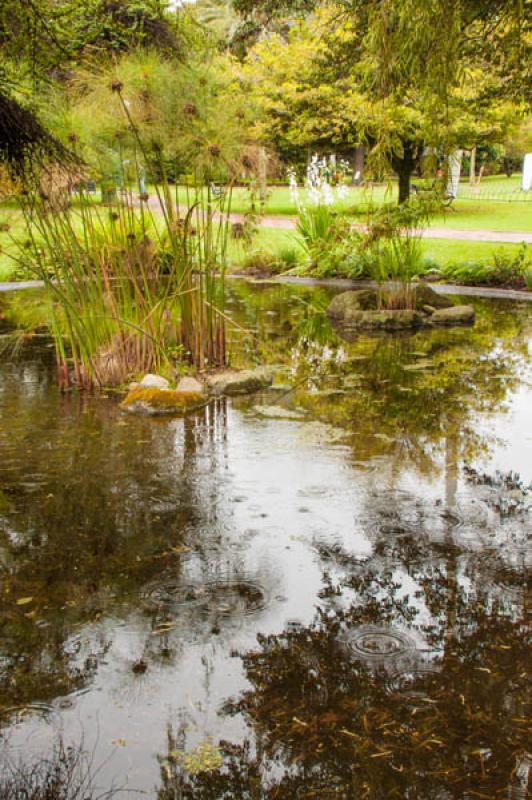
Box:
(233, 213), (532, 244)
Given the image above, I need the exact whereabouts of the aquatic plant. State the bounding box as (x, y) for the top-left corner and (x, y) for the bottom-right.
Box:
(11, 51), (247, 388)
(362, 196), (441, 309)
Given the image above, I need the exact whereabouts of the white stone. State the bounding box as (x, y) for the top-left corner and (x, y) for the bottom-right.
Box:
(139, 374), (170, 390)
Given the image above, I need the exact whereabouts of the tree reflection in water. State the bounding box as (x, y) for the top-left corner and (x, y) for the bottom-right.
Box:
(157, 514), (530, 799)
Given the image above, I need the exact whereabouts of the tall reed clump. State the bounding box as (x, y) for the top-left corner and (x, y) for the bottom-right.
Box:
(12, 50), (247, 389)
(362, 195), (442, 310)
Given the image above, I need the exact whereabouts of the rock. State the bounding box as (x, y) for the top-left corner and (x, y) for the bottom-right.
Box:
(327, 290), (377, 321)
(176, 376), (205, 394)
(269, 383), (294, 393)
(121, 387), (207, 416)
(207, 367), (274, 396)
(254, 405), (306, 420)
(413, 284), (454, 310)
(327, 286), (454, 330)
(139, 374), (170, 390)
(430, 305), (475, 325)
(334, 307), (426, 330)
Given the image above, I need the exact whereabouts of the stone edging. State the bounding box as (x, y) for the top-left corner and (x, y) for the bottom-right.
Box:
(233, 275), (532, 302)
(1, 277), (531, 302)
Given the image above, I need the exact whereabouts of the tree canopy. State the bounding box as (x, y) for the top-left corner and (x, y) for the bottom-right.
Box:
(241, 3), (525, 200)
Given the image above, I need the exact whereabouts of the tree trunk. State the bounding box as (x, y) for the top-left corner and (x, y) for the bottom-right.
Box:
(392, 140), (418, 204)
(397, 166), (412, 204)
(353, 145), (365, 183)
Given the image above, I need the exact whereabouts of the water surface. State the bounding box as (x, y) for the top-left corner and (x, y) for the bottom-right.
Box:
(0, 282), (530, 798)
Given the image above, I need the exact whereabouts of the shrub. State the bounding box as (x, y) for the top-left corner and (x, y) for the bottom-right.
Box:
(442, 245), (530, 288)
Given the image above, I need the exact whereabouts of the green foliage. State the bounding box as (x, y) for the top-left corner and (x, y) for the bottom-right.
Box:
(276, 245), (301, 269)
(0, 0), (185, 78)
(442, 244), (531, 288)
(240, 249), (283, 275)
(296, 205), (343, 251)
(40, 49), (246, 187)
(295, 205), (358, 277)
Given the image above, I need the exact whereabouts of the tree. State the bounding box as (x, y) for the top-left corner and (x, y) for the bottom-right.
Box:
(240, 3), (527, 201)
(234, 0), (530, 201)
(0, 90), (75, 176)
(0, 0), (184, 78)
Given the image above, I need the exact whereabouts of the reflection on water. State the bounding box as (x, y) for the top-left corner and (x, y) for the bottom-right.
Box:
(0, 282), (530, 796)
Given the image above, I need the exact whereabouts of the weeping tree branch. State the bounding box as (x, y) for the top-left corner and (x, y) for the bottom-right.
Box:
(0, 91), (77, 177)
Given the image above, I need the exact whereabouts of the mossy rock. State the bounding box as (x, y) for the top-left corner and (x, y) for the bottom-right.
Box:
(414, 284), (454, 310)
(430, 305), (476, 325)
(120, 387), (207, 416)
(327, 290), (378, 320)
(327, 285), (457, 331)
(329, 302), (426, 330)
(207, 367), (274, 396)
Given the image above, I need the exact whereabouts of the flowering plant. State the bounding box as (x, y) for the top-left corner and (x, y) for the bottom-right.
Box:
(288, 155), (349, 209)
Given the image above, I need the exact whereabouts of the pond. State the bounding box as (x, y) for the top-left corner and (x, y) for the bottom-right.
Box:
(0, 281), (530, 798)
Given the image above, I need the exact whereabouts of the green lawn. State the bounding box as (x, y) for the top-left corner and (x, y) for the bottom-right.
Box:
(226, 183), (532, 233)
(1, 180), (529, 283)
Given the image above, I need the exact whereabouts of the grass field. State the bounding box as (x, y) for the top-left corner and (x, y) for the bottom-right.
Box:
(225, 182), (532, 233)
(1, 175), (530, 282)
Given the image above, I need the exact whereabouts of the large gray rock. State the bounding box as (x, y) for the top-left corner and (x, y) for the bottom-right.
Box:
(327, 286), (460, 331)
(327, 290), (377, 321)
(414, 284), (454, 310)
(330, 306), (426, 330)
(139, 373), (170, 390)
(431, 305), (475, 325)
(207, 367), (274, 396)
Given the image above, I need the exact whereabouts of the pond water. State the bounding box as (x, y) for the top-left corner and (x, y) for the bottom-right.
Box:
(0, 281), (530, 798)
